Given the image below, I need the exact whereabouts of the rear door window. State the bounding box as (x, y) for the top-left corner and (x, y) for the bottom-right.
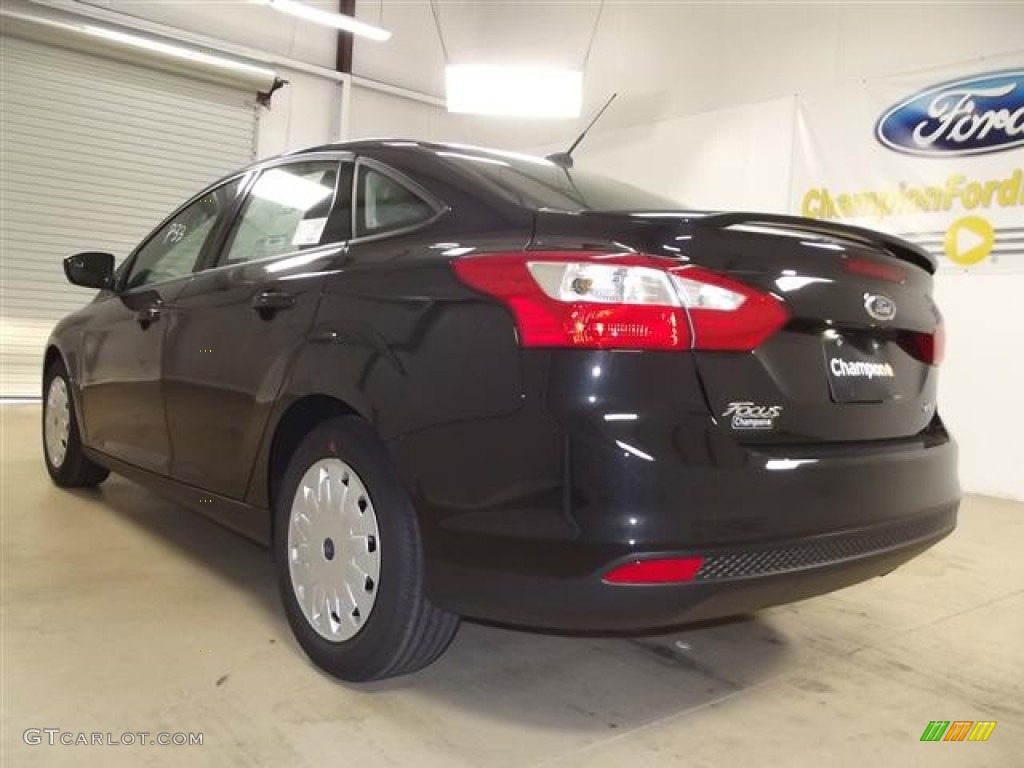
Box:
(222, 161), (340, 265)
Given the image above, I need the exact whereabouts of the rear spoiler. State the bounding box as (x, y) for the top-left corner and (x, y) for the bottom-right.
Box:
(693, 212), (938, 275)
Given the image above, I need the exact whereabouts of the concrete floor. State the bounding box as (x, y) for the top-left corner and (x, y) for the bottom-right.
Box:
(2, 403), (1021, 767)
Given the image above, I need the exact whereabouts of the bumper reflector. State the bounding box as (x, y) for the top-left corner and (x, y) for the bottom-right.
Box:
(603, 556), (706, 584)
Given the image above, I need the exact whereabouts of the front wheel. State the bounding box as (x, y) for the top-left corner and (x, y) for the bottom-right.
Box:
(42, 360), (109, 488)
(273, 415), (459, 681)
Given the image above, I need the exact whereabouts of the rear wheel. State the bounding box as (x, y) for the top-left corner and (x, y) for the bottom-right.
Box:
(42, 360), (109, 487)
(273, 415), (459, 681)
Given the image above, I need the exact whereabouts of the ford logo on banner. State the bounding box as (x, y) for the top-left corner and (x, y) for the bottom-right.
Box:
(875, 70), (1024, 157)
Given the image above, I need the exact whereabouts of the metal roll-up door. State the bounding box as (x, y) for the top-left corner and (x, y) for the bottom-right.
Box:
(1, 34), (258, 397)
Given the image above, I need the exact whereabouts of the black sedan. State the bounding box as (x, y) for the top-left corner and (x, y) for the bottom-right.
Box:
(43, 140), (959, 681)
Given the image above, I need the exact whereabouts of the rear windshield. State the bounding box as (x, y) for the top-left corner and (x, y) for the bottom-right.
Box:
(436, 148), (681, 212)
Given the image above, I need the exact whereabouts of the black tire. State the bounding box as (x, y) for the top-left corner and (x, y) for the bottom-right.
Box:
(42, 360), (109, 488)
(273, 415), (459, 682)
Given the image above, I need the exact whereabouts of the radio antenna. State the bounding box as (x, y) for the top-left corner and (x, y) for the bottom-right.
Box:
(546, 92), (617, 169)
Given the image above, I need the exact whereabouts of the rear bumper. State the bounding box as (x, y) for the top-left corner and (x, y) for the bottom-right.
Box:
(391, 349), (960, 631)
(427, 504), (955, 630)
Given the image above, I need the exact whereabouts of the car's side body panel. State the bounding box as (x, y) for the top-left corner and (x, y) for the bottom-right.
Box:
(73, 278), (187, 475)
(244, 235), (532, 511)
(164, 246), (335, 499)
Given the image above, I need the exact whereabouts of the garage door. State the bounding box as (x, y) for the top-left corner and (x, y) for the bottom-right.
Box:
(1, 35), (258, 397)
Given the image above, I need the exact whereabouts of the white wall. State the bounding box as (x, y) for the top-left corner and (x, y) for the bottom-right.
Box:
(531, 96), (797, 213)
(933, 276), (1022, 500)
(256, 74), (341, 157)
(351, 1), (1024, 150)
(347, 87), (459, 143)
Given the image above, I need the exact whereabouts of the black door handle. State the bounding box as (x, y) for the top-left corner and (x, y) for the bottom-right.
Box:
(136, 305), (161, 329)
(252, 289), (295, 319)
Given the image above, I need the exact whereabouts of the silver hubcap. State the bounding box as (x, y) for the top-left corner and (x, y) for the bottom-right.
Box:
(288, 458), (381, 642)
(44, 376), (71, 468)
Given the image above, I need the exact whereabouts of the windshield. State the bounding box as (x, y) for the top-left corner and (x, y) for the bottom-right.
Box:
(435, 147), (682, 212)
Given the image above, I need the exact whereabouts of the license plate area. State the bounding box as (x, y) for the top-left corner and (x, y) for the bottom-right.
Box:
(823, 334), (898, 403)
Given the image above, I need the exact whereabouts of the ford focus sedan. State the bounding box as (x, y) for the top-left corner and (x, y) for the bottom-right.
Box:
(43, 140), (959, 681)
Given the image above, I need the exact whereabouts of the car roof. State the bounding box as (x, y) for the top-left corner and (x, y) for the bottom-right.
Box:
(275, 139), (554, 167)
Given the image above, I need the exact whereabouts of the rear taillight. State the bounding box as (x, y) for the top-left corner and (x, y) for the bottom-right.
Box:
(897, 318), (944, 366)
(901, 322), (945, 366)
(453, 252), (789, 351)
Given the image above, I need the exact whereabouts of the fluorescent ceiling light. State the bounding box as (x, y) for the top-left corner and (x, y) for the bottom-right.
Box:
(257, 0), (391, 41)
(445, 65), (582, 119)
(84, 26), (276, 79)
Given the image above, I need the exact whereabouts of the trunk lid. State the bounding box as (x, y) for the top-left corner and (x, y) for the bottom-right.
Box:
(531, 210), (943, 444)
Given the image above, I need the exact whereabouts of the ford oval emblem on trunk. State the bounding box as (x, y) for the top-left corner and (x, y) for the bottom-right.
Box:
(864, 293), (896, 322)
(875, 69), (1024, 157)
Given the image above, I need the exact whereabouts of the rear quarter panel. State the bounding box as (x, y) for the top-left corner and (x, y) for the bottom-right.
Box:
(245, 236), (532, 511)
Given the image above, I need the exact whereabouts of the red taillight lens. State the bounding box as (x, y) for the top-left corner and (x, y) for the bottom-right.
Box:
(899, 321), (945, 366)
(917, 322), (945, 366)
(603, 556), (706, 584)
(453, 252), (788, 351)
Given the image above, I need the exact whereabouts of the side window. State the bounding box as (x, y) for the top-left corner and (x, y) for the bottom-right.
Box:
(223, 161), (339, 265)
(355, 165), (436, 237)
(125, 178), (243, 290)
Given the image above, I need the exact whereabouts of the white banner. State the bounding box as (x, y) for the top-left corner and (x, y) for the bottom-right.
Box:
(790, 54), (1024, 273)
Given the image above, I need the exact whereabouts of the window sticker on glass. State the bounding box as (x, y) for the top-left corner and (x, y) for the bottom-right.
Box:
(224, 162), (338, 265)
(292, 217), (327, 246)
(261, 234), (291, 252)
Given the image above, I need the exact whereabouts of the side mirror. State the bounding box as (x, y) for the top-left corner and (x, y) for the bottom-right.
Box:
(64, 252), (115, 290)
